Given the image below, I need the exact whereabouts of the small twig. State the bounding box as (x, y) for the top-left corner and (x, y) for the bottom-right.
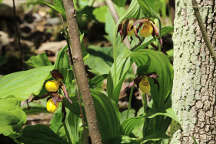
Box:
(104, 0), (131, 49)
(192, 0), (216, 63)
(27, 94), (49, 103)
(88, 0), (96, 6)
(12, 0), (23, 68)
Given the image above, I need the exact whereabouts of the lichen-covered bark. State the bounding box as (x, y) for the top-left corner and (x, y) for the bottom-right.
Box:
(171, 0), (216, 143)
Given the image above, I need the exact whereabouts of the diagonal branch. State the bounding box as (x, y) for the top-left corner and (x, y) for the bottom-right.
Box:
(62, 0), (103, 144)
(192, 0), (216, 63)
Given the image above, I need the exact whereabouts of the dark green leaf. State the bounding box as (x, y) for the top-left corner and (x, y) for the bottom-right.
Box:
(148, 108), (180, 124)
(89, 74), (107, 88)
(20, 125), (67, 144)
(137, 0), (159, 18)
(161, 26), (174, 36)
(112, 0), (127, 7)
(50, 105), (63, 133)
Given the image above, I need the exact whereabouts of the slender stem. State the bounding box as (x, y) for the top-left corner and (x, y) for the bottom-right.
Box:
(62, 0), (103, 143)
(12, 0), (23, 68)
(104, 0), (131, 49)
(192, 0), (216, 63)
(61, 83), (73, 104)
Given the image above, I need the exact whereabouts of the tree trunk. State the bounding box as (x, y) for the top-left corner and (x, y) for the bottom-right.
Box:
(171, 0), (216, 143)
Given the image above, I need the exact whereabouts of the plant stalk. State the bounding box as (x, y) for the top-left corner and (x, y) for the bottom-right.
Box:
(12, 0), (23, 68)
(62, 0), (103, 144)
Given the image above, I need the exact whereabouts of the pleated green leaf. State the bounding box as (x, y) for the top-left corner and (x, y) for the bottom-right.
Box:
(0, 96), (26, 136)
(92, 90), (121, 143)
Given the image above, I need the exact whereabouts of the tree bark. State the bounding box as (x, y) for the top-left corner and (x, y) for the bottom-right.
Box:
(171, 0), (216, 143)
(62, 0), (103, 144)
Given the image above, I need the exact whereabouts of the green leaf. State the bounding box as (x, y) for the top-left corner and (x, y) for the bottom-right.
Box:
(110, 52), (131, 102)
(54, 46), (70, 72)
(26, 53), (52, 68)
(117, 0), (141, 23)
(50, 105), (63, 133)
(63, 98), (81, 116)
(0, 66), (53, 100)
(19, 125), (67, 144)
(121, 136), (141, 144)
(93, 6), (107, 23)
(53, 0), (65, 13)
(89, 74), (107, 89)
(112, 0), (127, 7)
(148, 108), (180, 124)
(38, 0), (65, 18)
(120, 109), (135, 123)
(85, 55), (111, 75)
(85, 45), (113, 75)
(137, 0), (159, 18)
(92, 90), (121, 143)
(121, 116), (144, 136)
(64, 109), (81, 144)
(161, 26), (174, 36)
(0, 96), (26, 136)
